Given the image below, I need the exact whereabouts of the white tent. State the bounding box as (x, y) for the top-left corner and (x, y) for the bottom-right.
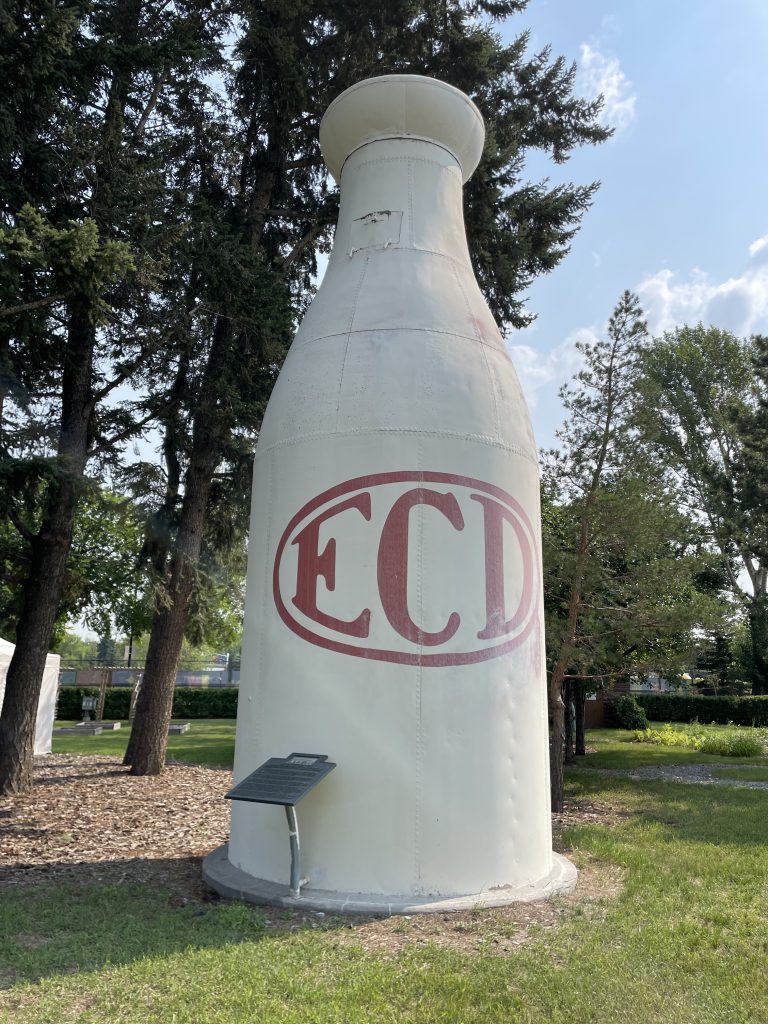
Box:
(0, 638), (60, 755)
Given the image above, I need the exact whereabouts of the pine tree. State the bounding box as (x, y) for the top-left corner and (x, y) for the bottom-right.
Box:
(0, 0), (226, 794)
(541, 292), (723, 810)
(124, 0), (613, 774)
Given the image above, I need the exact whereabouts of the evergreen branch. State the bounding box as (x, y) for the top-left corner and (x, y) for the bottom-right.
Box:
(281, 222), (325, 269)
(8, 505), (35, 543)
(265, 208), (313, 220)
(0, 293), (70, 319)
(135, 69), (168, 135)
(88, 407), (161, 456)
(88, 356), (151, 409)
(285, 157), (322, 170)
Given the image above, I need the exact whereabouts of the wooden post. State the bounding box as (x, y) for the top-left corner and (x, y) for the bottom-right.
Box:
(96, 668), (108, 722)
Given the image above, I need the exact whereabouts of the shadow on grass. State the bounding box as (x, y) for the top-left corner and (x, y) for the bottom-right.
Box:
(1, 856), (333, 988)
(566, 769), (768, 848)
(52, 723), (235, 769)
(166, 744), (234, 768)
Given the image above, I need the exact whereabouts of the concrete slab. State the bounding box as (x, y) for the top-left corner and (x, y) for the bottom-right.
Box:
(202, 844), (577, 915)
(53, 725), (103, 736)
(168, 723), (191, 734)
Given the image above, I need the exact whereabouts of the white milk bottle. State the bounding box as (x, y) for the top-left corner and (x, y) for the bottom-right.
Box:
(213, 74), (575, 911)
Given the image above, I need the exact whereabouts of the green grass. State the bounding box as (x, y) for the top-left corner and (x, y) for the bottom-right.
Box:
(4, 766), (768, 1022)
(6, 725), (764, 1021)
(52, 719), (768, 774)
(52, 719), (236, 767)
(580, 724), (768, 770)
(711, 765), (768, 782)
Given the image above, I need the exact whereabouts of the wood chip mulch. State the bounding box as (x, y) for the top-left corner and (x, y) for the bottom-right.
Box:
(0, 755), (626, 956)
(0, 755), (231, 898)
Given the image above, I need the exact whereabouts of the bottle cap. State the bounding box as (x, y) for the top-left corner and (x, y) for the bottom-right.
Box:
(320, 74), (485, 185)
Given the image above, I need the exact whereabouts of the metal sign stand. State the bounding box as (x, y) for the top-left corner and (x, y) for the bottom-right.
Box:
(225, 753), (336, 899)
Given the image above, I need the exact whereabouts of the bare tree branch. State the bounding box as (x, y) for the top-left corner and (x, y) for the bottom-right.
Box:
(0, 293), (69, 319)
(88, 407), (160, 456)
(8, 506), (35, 543)
(135, 68), (168, 135)
(281, 222), (325, 269)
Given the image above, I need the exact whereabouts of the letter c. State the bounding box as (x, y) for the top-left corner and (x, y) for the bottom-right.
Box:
(377, 488), (464, 646)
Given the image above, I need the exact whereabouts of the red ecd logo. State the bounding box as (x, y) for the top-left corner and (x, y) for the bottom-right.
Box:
(273, 471), (538, 666)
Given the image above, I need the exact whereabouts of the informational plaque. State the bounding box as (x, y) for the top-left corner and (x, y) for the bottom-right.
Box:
(225, 754), (336, 807)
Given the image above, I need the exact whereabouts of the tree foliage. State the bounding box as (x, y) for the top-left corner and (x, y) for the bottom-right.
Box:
(0, 0), (226, 794)
(636, 326), (768, 692)
(123, 0), (615, 775)
(542, 292), (725, 808)
(2, 0), (613, 788)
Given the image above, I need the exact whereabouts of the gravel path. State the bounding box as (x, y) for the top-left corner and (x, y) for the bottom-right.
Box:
(586, 762), (768, 789)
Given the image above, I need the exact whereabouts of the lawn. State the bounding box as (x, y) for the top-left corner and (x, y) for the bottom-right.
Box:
(4, 724), (766, 1022)
(579, 724), (768, 769)
(711, 765), (768, 782)
(52, 719), (236, 767)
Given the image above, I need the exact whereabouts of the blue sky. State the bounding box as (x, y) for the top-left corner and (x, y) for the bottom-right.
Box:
(499, 0), (768, 447)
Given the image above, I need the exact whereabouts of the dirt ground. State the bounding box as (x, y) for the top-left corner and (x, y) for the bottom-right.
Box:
(0, 754), (625, 956)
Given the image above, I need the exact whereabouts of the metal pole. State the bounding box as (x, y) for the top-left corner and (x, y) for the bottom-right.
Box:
(285, 804), (302, 897)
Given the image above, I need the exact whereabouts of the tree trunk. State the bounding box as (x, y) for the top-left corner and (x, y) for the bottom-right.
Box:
(549, 664), (566, 812)
(747, 598), (768, 695)
(0, 312), (93, 795)
(0, 0), (141, 796)
(125, 294), (239, 774)
(125, 452), (215, 774)
(575, 687), (586, 756)
(564, 679), (575, 762)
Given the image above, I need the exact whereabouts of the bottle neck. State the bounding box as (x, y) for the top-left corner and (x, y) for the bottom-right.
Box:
(330, 138), (472, 267)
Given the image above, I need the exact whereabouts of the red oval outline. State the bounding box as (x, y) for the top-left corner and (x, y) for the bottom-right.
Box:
(272, 470), (539, 666)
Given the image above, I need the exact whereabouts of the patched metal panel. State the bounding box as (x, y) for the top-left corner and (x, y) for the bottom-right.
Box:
(349, 209), (402, 255)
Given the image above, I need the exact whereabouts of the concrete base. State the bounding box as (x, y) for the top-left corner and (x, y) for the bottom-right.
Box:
(53, 725), (103, 736)
(202, 844), (577, 915)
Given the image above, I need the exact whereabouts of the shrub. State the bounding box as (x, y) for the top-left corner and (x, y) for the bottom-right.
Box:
(698, 731), (763, 757)
(56, 687), (131, 720)
(170, 688), (238, 719)
(633, 723), (697, 748)
(633, 692), (768, 726)
(56, 686), (239, 720)
(607, 695), (649, 731)
(632, 722), (765, 757)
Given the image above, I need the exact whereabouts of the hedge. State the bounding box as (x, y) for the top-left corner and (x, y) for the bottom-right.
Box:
(56, 686), (239, 720)
(56, 687), (132, 720)
(633, 692), (768, 727)
(169, 688), (238, 718)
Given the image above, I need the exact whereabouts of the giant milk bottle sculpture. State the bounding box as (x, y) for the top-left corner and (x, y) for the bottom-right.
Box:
(220, 75), (575, 907)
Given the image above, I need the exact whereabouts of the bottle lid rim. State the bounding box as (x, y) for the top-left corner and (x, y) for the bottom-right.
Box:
(319, 75), (485, 185)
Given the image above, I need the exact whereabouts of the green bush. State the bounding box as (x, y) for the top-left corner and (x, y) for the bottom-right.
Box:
(698, 731), (763, 757)
(633, 692), (768, 726)
(607, 695), (649, 730)
(56, 686), (239, 720)
(56, 687), (131, 720)
(632, 722), (765, 757)
(633, 723), (694, 748)
(170, 688), (238, 719)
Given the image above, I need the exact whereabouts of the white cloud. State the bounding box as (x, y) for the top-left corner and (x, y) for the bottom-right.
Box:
(510, 236), (768, 447)
(637, 234), (768, 336)
(576, 42), (637, 133)
(509, 329), (594, 410)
